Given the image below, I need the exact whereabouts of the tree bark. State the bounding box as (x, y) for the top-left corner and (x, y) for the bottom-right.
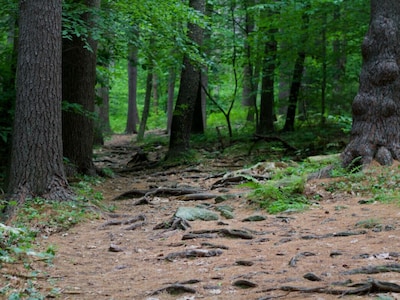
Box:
(62, 0), (100, 176)
(137, 67), (153, 141)
(126, 39), (140, 134)
(258, 33), (277, 134)
(167, 68), (176, 135)
(241, 0), (257, 122)
(342, 0), (400, 167)
(167, 0), (205, 158)
(7, 0), (72, 211)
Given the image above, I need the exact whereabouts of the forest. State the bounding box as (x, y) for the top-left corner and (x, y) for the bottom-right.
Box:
(0, 0), (369, 189)
(2, 0), (400, 299)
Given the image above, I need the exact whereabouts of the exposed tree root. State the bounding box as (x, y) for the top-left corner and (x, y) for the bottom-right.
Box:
(113, 187), (206, 200)
(98, 213), (146, 230)
(258, 278), (400, 297)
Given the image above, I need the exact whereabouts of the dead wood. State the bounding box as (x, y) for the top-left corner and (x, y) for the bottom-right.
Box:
(163, 248), (223, 261)
(114, 187), (206, 200)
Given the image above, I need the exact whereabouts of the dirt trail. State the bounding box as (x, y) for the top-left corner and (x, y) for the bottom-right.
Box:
(33, 135), (400, 299)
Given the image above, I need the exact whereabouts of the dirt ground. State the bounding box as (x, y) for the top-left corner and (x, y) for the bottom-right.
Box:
(12, 135), (400, 299)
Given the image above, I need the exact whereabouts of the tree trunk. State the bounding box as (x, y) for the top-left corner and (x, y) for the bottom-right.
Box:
(342, 0), (400, 167)
(191, 75), (204, 134)
(167, 0), (205, 158)
(258, 33), (277, 134)
(137, 68), (153, 141)
(167, 68), (176, 135)
(126, 41), (140, 134)
(7, 0), (72, 211)
(241, 0), (256, 122)
(152, 72), (159, 114)
(62, 0), (100, 176)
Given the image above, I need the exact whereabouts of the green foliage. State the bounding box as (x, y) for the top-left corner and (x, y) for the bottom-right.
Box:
(246, 174), (309, 214)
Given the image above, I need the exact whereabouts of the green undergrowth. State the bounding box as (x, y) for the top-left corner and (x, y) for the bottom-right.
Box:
(0, 175), (108, 300)
(245, 154), (400, 214)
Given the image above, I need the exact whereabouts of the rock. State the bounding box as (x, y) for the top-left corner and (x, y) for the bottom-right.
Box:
(232, 279), (258, 288)
(109, 244), (124, 252)
(242, 215), (266, 222)
(215, 205), (235, 219)
(303, 272), (322, 281)
(175, 206), (219, 221)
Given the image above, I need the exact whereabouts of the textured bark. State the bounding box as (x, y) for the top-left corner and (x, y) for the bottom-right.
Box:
(258, 34), (277, 134)
(342, 0), (400, 167)
(167, 68), (176, 135)
(167, 0), (205, 157)
(283, 4), (309, 132)
(241, 0), (257, 122)
(126, 41), (139, 134)
(191, 76), (205, 134)
(137, 68), (153, 141)
(7, 0), (72, 208)
(62, 0), (100, 176)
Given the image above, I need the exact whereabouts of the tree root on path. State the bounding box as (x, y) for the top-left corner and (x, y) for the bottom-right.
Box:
(258, 278), (400, 298)
(98, 213), (146, 230)
(153, 216), (191, 231)
(113, 187), (206, 201)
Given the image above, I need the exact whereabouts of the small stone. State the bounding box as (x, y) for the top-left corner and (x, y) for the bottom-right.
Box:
(109, 244), (123, 252)
(303, 272), (322, 281)
(232, 279), (257, 288)
(242, 215), (266, 222)
(235, 260), (254, 266)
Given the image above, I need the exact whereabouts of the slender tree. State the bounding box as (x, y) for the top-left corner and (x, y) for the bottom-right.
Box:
(7, 0), (72, 213)
(342, 0), (400, 167)
(126, 34), (140, 134)
(283, 4), (309, 132)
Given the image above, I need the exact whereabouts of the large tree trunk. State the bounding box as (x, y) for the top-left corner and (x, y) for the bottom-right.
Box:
(7, 0), (72, 211)
(342, 0), (400, 167)
(167, 0), (205, 158)
(62, 0), (100, 176)
(191, 75), (204, 134)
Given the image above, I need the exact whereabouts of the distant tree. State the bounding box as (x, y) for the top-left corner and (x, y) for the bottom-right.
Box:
(342, 0), (400, 167)
(126, 26), (140, 134)
(62, 0), (100, 176)
(283, 3), (309, 132)
(167, 0), (205, 158)
(7, 0), (72, 214)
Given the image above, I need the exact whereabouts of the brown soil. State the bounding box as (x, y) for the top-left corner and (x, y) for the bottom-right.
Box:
(6, 134), (400, 299)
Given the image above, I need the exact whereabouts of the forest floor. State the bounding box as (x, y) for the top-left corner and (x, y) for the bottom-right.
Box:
(4, 133), (400, 300)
